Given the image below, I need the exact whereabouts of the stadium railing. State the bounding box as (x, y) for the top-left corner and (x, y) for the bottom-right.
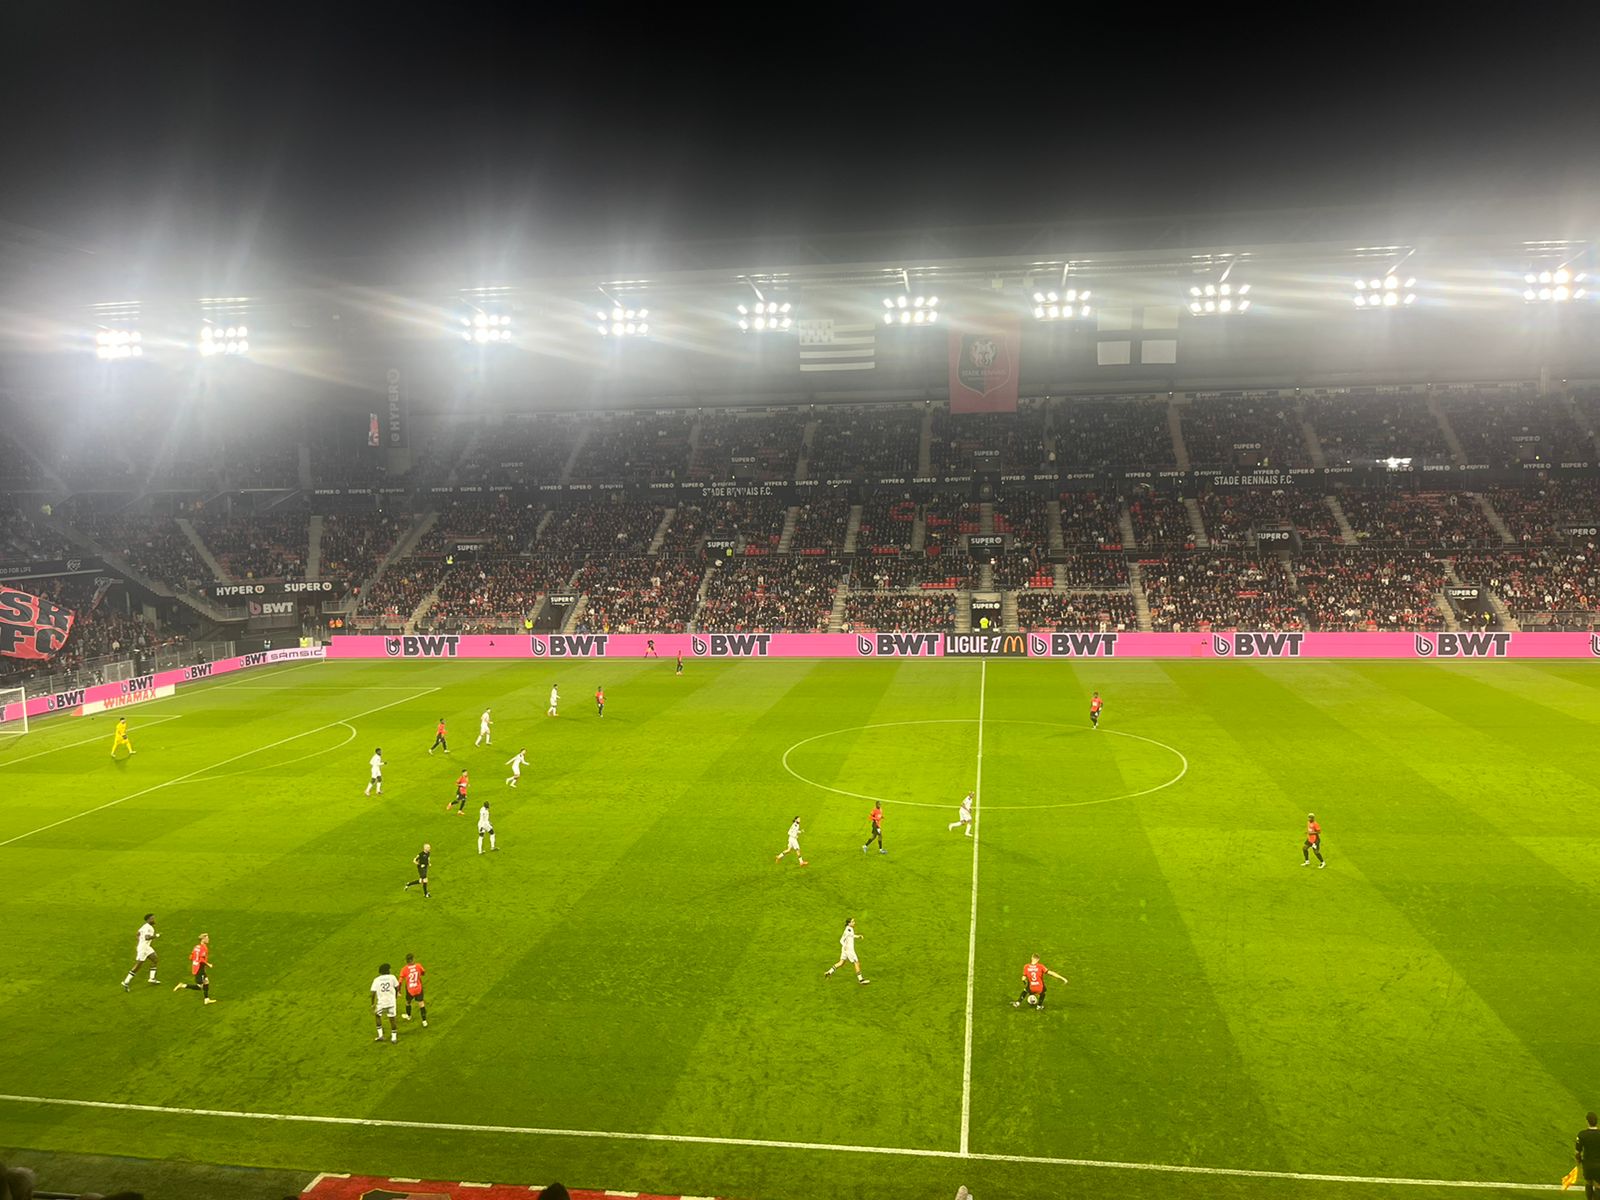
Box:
(0, 640), (234, 697)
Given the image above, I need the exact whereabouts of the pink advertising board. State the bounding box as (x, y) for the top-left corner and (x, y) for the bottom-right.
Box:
(324, 630), (1600, 661)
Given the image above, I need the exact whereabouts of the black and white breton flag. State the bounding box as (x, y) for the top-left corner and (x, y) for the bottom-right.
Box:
(796, 319), (876, 372)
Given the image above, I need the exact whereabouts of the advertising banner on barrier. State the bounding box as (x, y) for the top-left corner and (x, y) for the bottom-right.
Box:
(0, 644), (325, 722)
(325, 630), (1600, 660)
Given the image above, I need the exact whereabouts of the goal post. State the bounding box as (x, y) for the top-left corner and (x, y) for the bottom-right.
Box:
(0, 686), (28, 738)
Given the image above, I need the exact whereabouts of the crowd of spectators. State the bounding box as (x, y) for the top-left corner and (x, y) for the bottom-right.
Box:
(419, 497), (545, 555)
(574, 555), (704, 633)
(402, 422), (476, 484)
(1451, 548), (1600, 620)
(920, 494), (981, 558)
(1483, 481), (1600, 544)
(319, 510), (410, 584)
(806, 406), (921, 478)
(1057, 490), (1124, 546)
(0, 575), (189, 686)
(1142, 553), (1305, 631)
(1293, 550), (1448, 630)
(0, 499), (76, 559)
(1126, 493), (1196, 548)
(660, 497), (788, 552)
(1180, 395), (1312, 470)
(1339, 490), (1501, 548)
(928, 403), (1050, 474)
(788, 497), (852, 553)
(842, 591), (956, 631)
(456, 414), (582, 485)
(691, 409), (805, 481)
(1053, 399), (1176, 471)
(1436, 387), (1579, 466)
(1307, 392), (1451, 466)
(0, 428), (49, 489)
(534, 500), (662, 558)
(856, 494), (918, 552)
(198, 510), (309, 580)
(68, 512), (211, 589)
(569, 411), (693, 482)
(1016, 590), (1138, 631)
(355, 560), (450, 626)
(421, 559), (548, 632)
(1060, 552), (1131, 587)
(1197, 490), (1341, 546)
(990, 551), (1054, 589)
(849, 554), (970, 589)
(697, 556), (843, 631)
(993, 492), (1049, 547)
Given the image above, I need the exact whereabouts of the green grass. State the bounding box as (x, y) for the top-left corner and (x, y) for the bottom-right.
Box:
(2, 655), (1596, 1200)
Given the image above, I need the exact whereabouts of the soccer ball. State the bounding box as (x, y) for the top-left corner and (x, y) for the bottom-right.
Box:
(1027, 993), (1039, 1006)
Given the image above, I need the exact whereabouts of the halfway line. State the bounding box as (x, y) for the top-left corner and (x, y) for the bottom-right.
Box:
(0, 1094), (1551, 1192)
(0, 688), (438, 848)
(959, 657), (985, 1155)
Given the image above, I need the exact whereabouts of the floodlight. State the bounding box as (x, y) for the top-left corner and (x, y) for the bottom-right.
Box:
(1352, 273), (1416, 310)
(736, 298), (794, 332)
(1523, 267), (1589, 303)
(96, 327), (145, 361)
(1032, 286), (1092, 321)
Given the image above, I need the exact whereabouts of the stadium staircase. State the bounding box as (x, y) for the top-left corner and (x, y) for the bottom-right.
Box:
(827, 581), (849, 632)
(360, 511), (437, 601)
(1434, 593), (1462, 631)
(910, 504), (927, 552)
(1483, 590), (1521, 631)
(978, 562), (995, 589)
(1118, 501), (1137, 549)
(686, 563), (717, 632)
(47, 517), (233, 623)
(1002, 589), (1019, 632)
(917, 406), (933, 474)
(794, 418), (818, 481)
(647, 507), (675, 555)
(1326, 495), (1359, 544)
(1046, 499), (1065, 554)
(175, 516), (230, 581)
(1427, 392), (1470, 465)
(306, 514), (323, 578)
(1128, 562), (1154, 631)
(1473, 494), (1516, 544)
(1168, 400), (1191, 470)
(405, 581), (445, 634)
(776, 505), (800, 553)
(978, 501), (995, 535)
(1300, 407), (1328, 467)
(955, 590), (972, 629)
(1182, 497), (1210, 547)
(559, 427), (589, 484)
(841, 503), (864, 554)
(562, 595), (589, 633)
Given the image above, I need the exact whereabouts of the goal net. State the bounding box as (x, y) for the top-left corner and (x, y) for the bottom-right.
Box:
(0, 686), (27, 739)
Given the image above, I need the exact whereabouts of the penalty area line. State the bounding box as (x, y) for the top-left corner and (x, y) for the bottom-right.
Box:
(0, 1094), (1552, 1191)
(0, 714), (185, 768)
(0, 688), (438, 848)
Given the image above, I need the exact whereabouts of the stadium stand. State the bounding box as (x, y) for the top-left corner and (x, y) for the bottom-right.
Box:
(1338, 490), (1501, 548)
(456, 414), (582, 484)
(660, 497), (788, 553)
(849, 554), (970, 590)
(1180, 395), (1313, 469)
(841, 591), (957, 631)
(1054, 398), (1175, 470)
(64, 509), (212, 589)
(788, 496), (852, 553)
(197, 509), (309, 580)
(1058, 490), (1124, 547)
(1482, 480), (1600, 544)
(928, 402), (1050, 473)
(569, 411), (693, 482)
(1293, 550), (1448, 631)
(1307, 391), (1451, 466)
(1142, 553), (1306, 631)
(696, 556), (842, 631)
(319, 510), (408, 585)
(1196, 489), (1342, 546)
(1451, 548), (1600, 627)
(574, 554), (703, 633)
(1016, 589), (1138, 631)
(1126, 492), (1196, 548)
(806, 406), (921, 477)
(1435, 386), (1580, 466)
(690, 408), (806, 481)
(1059, 552), (1131, 587)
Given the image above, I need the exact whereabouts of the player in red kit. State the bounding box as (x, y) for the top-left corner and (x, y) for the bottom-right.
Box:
(1090, 691), (1103, 729)
(400, 952), (427, 1027)
(428, 718), (449, 755)
(1013, 953), (1068, 1010)
(1302, 813), (1325, 868)
(174, 933), (215, 1004)
(595, 685), (605, 718)
(862, 803), (885, 855)
(447, 770), (470, 813)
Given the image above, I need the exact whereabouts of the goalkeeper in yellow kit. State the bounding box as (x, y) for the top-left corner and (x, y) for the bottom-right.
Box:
(110, 717), (136, 758)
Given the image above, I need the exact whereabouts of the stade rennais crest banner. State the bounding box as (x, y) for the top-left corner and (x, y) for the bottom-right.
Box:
(0, 586), (76, 661)
(948, 314), (1021, 413)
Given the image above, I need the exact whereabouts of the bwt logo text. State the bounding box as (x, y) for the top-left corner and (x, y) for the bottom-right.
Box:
(529, 635), (610, 657)
(1029, 633), (1120, 658)
(1414, 633), (1512, 657)
(385, 635), (461, 658)
(857, 633), (940, 657)
(1212, 633), (1305, 657)
(691, 634), (772, 657)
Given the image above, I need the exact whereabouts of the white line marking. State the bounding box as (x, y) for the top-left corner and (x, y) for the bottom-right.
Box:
(782, 719), (1188, 810)
(188, 723), (358, 782)
(0, 715), (184, 767)
(0, 1093), (1552, 1191)
(0, 690), (438, 848)
(959, 660), (985, 1155)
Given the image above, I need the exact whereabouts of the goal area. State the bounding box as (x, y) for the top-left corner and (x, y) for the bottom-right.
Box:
(0, 686), (27, 738)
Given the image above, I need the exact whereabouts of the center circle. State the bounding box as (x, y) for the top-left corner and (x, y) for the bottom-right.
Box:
(781, 719), (1187, 811)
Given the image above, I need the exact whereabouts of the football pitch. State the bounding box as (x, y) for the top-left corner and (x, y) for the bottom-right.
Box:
(2, 655), (1596, 1200)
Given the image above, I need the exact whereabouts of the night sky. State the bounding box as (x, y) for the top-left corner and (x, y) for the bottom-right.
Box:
(2, 7), (1598, 280)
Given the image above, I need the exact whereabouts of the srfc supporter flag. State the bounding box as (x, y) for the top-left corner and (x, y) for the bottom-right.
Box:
(949, 314), (1021, 413)
(0, 586), (76, 661)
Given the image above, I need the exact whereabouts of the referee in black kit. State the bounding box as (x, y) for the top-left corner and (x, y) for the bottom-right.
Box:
(1578, 1111), (1600, 1200)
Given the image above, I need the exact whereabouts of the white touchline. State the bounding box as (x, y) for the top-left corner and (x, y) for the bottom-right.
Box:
(959, 658), (984, 1156)
(0, 715), (184, 768)
(0, 688), (438, 848)
(0, 1094), (1550, 1192)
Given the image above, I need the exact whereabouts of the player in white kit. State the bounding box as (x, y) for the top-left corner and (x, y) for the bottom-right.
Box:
(505, 748), (527, 787)
(824, 917), (869, 984)
(546, 684), (559, 717)
(371, 962), (400, 1042)
(474, 708), (493, 747)
(775, 816), (808, 866)
(363, 748), (385, 796)
(948, 791), (974, 836)
(477, 801), (497, 854)
(120, 913), (161, 990)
